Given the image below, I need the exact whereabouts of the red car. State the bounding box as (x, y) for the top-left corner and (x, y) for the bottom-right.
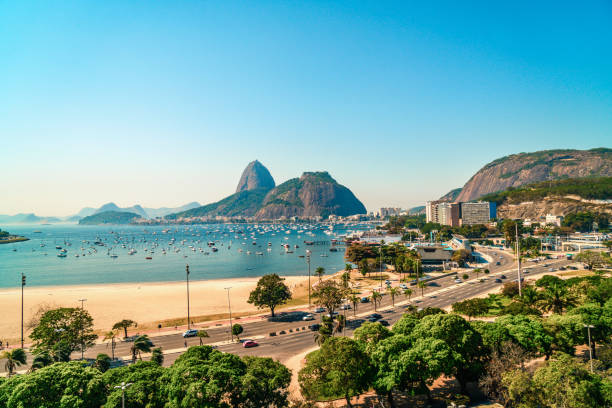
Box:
(243, 340), (258, 348)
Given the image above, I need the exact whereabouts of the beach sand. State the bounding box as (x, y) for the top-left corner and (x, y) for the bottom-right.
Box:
(0, 276), (308, 343)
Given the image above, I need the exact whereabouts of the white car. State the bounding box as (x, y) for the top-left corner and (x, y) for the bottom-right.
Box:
(182, 329), (198, 338)
(313, 307), (326, 313)
(454, 279), (462, 284)
(302, 314), (315, 321)
(399, 283), (408, 289)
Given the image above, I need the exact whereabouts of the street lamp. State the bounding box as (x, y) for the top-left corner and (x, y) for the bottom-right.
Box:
(186, 265), (191, 330)
(379, 244), (383, 290)
(584, 324), (595, 373)
(225, 287), (233, 342)
(114, 381), (133, 408)
(306, 250), (312, 311)
(78, 299), (87, 360)
(21, 273), (26, 348)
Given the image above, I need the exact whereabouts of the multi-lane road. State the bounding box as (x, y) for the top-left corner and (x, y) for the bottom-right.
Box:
(3, 247), (574, 373)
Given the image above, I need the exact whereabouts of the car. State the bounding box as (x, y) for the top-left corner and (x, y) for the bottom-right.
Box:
(549, 268), (555, 272)
(308, 324), (321, 331)
(243, 340), (258, 348)
(399, 283), (408, 289)
(496, 261), (501, 265)
(454, 279), (462, 284)
(522, 269), (530, 274)
(479, 279), (485, 283)
(314, 307), (326, 313)
(302, 314), (315, 321)
(559, 266), (567, 271)
(500, 274), (507, 279)
(385, 280), (391, 285)
(340, 304), (352, 310)
(360, 297), (370, 303)
(325, 312), (339, 318)
(379, 320), (390, 327)
(183, 329), (198, 338)
(368, 313), (383, 321)
(414, 299), (422, 303)
(494, 278), (502, 283)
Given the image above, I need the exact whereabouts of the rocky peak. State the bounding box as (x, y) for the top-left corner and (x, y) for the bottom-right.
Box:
(236, 160), (275, 193)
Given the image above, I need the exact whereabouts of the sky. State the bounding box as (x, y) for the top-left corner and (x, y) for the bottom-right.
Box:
(1, 1), (611, 216)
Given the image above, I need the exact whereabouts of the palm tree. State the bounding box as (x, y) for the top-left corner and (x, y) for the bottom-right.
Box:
(348, 295), (359, 316)
(130, 335), (152, 363)
(388, 287), (399, 307)
(418, 281), (427, 296)
(370, 291), (382, 311)
(341, 271), (351, 289)
(1, 348), (27, 376)
(474, 268), (481, 280)
(314, 317), (333, 345)
(540, 283), (575, 314)
(487, 293), (503, 311)
(345, 263), (352, 273)
(519, 286), (540, 307)
(334, 315), (346, 335)
(403, 288), (413, 301)
(315, 267), (325, 282)
(112, 319), (137, 339)
(29, 352), (53, 373)
(359, 259), (370, 277)
(103, 330), (117, 360)
(197, 329), (209, 346)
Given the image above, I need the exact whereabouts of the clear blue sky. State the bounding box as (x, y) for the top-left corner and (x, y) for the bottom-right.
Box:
(1, 1), (611, 216)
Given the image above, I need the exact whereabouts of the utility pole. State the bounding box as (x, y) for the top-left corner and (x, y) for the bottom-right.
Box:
(78, 298), (87, 359)
(585, 324), (595, 373)
(114, 382), (132, 408)
(186, 265), (191, 330)
(21, 273), (25, 348)
(225, 287), (233, 342)
(379, 244), (383, 290)
(306, 250), (312, 311)
(515, 223), (522, 296)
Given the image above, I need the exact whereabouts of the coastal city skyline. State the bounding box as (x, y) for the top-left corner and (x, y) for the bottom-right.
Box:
(2, 1), (612, 215)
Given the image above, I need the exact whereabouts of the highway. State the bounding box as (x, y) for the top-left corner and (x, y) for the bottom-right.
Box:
(2, 247), (574, 373)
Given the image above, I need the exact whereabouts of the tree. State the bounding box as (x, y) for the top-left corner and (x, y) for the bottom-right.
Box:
(451, 249), (470, 267)
(248, 274), (292, 317)
(474, 268), (482, 279)
(112, 319), (137, 339)
(479, 341), (529, 404)
(314, 266), (325, 282)
(403, 288), (413, 301)
(452, 298), (489, 319)
(519, 285), (540, 307)
(502, 281), (520, 298)
(30, 307), (97, 360)
(576, 251), (612, 269)
(370, 290), (382, 311)
(539, 282), (576, 314)
(197, 329), (209, 346)
(391, 314), (419, 336)
(94, 353), (111, 372)
(410, 313), (486, 393)
(232, 323), (244, 341)
(314, 316), (334, 345)
(241, 356), (292, 408)
(568, 302), (612, 359)
(358, 259), (369, 277)
(544, 314), (584, 355)
(348, 295), (359, 316)
(103, 330), (118, 360)
(102, 361), (164, 408)
(151, 347), (164, 366)
(387, 287), (399, 307)
(354, 321), (392, 352)
(341, 271), (350, 289)
(29, 352), (53, 373)
(299, 337), (372, 408)
(130, 335), (152, 363)
(2, 361), (106, 407)
(159, 346), (247, 407)
(418, 280), (427, 296)
(496, 314), (553, 357)
(312, 280), (345, 318)
(367, 334), (412, 406)
(1, 348), (27, 376)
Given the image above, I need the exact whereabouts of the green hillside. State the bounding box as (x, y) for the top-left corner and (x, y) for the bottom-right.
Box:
(479, 176), (612, 205)
(166, 189), (269, 219)
(78, 211), (141, 225)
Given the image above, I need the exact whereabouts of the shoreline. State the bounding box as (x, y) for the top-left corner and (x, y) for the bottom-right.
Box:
(0, 275), (309, 343)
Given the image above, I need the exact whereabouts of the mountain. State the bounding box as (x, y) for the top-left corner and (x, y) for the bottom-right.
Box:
(255, 172), (366, 219)
(76, 207), (96, 218)
(143, 202), (201, 218)
(480, 176), (612, 219)
(455, 148), (612, 202)
(0, 213), (62, 224)
(166, 162), (366, 220)
(78, 211), (142, 225)
(75, 202), (202, 220)
(438, 188), (461, 202)
(94, 203), (148, 218)
(236, 160), (275, 193)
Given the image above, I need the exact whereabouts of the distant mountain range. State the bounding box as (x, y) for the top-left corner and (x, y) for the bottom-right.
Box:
(167, 160), (366, 220)
(0, 202), (201, 224)
(78, 211), (142, 225)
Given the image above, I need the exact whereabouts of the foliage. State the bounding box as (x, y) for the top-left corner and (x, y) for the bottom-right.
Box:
(232, 324), (244, 340)
(112, 319), (137, 339)
(452, 298), (490, 319)
(130, 335), (152, 362)
(102, 361), (165, 408)
(299, 337), (372, 407)
(94, 353), (111, 372)
(495, 315), (552, 357)
(79, 211), (141, 225)
(0, 349), (27, 376)
(151, 348), (164, 366)
(312, 280), (345, 318)
(248, 274), (292, 317)
(240, 356), (292, 408)
(30, 307), (98, 360)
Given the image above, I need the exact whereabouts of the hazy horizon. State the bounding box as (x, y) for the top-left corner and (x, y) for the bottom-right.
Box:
(2, 1), (611, 216)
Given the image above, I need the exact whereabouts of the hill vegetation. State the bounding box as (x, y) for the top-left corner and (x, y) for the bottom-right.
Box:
(78, 211), (141, 225)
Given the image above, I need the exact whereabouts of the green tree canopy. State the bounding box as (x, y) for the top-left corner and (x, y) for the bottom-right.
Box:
(247, 274), (292, 317)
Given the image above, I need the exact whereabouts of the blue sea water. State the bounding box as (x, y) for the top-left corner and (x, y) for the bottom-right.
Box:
(0, 223), (365, 288)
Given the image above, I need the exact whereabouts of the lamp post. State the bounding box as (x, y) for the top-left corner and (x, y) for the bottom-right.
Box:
(584, 324), (595, 373)
(379, 244), (383, 290)
(225, 287), (233, 342)
(114, 381), (133, 408)
(21, 273), (25, 348)
(186, 265), (191, 330)
(515, 223), (522, 297)
(306, 250), (312, 311)
(78, 298), (87, 359)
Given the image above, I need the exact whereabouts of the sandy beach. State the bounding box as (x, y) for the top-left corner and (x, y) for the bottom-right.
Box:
(0, 276), (309, 343)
